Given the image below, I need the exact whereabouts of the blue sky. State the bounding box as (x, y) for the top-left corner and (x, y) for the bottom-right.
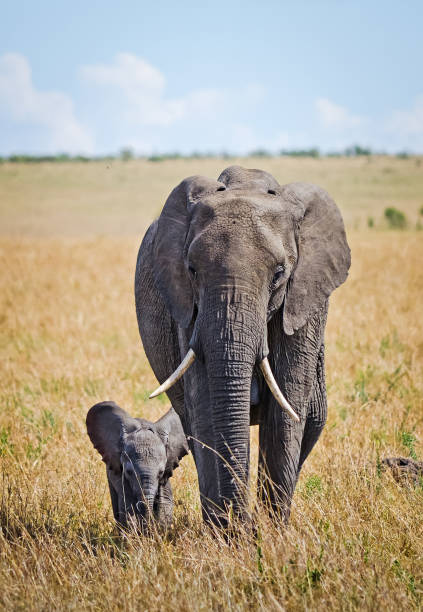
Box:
(1, 0), (422, 155)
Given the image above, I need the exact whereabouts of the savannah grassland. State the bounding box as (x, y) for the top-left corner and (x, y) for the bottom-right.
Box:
(0, 156), (422, 611)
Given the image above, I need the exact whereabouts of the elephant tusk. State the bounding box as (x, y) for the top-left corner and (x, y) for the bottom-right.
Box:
(260, 357), (300, 422)
(149, 349), (196, 398)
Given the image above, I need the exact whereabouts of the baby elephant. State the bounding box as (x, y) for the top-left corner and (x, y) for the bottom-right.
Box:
(86, 401), (189, 529)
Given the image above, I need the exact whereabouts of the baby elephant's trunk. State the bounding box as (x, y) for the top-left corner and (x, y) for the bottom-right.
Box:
(136, 474), (158, 520)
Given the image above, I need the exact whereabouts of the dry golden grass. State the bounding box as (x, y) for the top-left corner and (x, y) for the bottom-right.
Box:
(1, 155), (423, 235)
(0, 158), (422, 610)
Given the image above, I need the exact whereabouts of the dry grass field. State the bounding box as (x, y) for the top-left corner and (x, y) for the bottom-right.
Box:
(0, 157), (422, 610)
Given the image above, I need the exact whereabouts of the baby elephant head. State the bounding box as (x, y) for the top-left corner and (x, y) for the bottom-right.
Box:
(86, 401), (189, 528)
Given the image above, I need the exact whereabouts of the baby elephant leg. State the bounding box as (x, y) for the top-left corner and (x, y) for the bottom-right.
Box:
(154, 481), (174, 527)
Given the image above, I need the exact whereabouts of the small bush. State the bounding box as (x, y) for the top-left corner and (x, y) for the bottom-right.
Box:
(345, 145), (372, 157)
(400, 431), (418, 460)
(384, 207), (407, 229)
(120, 148), (134, 161)
(367, 217), (374, 228)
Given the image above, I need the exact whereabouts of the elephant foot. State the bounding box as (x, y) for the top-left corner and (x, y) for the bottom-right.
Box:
(201, 498), (252, 539)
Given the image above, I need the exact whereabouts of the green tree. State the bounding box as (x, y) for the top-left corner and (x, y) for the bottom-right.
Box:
(384, 207), (407, 229)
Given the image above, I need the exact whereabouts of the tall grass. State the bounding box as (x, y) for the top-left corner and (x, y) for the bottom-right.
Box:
(0, 159), (422, 609)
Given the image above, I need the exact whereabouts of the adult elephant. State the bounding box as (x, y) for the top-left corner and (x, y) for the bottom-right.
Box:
(135, 166), (350, 527)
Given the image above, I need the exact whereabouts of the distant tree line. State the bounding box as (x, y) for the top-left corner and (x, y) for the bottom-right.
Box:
(0, 145), (416, 163)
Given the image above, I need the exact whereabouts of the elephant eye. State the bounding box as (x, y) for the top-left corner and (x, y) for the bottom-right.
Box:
(271, 265), (285, 288)
(188, 265), (197, 279)
(125, 466), (134, 477)
(268, 189), (277, 195)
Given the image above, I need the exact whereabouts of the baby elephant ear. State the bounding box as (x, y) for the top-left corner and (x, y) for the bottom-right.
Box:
(153, 175), (226, 328)
(155, 408), (189, 478)
(86, 402), (140, 475)
(282, 183), (351, 335)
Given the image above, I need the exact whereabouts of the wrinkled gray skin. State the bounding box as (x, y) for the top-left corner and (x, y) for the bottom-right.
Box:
(135, 166), (350, 527)
(86, 402), (189, 528)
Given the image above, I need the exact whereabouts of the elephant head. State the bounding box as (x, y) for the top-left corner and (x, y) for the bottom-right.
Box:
(86, 401), (188, 528)
(140, 166), (350, 525)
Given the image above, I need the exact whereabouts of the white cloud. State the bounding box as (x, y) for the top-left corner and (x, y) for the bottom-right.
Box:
(273, 130), (312, 151)
(316, 97), (363, 128)
(314, 95), (423, 152)
(0, 53), (93, 153)
(386, 95), (423, 136)
(79, 53), (264, 131)
(3, 50), (421, 156)
(378, 95), (423, 152)
(80, 53), (230, 127)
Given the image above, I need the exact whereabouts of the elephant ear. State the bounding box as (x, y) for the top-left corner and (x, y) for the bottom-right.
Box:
(155, 407), (189, 478)
(153, 175), (226, 328)
(86, 401), (140, 475)
(282, 182), (351, 335)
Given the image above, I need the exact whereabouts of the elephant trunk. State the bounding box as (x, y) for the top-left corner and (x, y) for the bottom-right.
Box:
(135, 495), (155, 518)
(196, 287), (266, 525)
(134, 473), (158, 521)
(207, 360), (253, 522)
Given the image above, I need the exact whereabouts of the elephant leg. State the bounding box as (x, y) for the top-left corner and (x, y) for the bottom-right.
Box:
(178, 329), (220, 524)
(154, 480), (174, 527)
(258, 408), (306, 521)
(297, 345), (327, 476)
(186, 374), (221, 524)
(258, 344), (327, 520)
(258, 304), (328, 521)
